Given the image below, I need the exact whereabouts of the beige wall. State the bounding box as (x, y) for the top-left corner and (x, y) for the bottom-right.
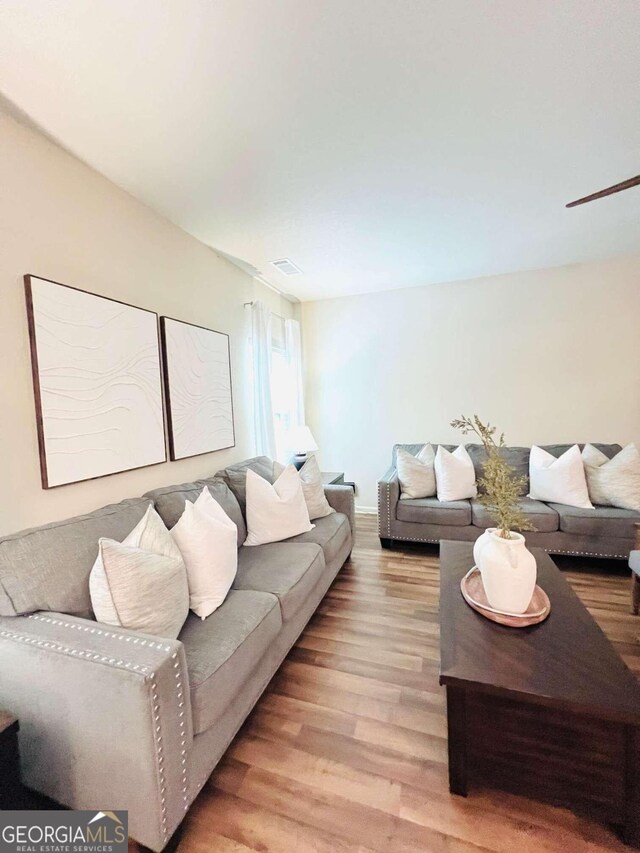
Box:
(302, 255), (640, 509)
(0, 108), (294, 535)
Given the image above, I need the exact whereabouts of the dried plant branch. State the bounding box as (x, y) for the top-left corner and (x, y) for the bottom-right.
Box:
(451, 414), (536, 539)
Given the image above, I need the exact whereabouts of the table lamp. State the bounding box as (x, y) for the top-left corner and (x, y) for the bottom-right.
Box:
(286, 425), (319, 470)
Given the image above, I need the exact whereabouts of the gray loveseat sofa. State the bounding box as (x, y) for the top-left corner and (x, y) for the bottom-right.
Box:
(0, 456), (354, 851)
(378, 443), (639, 559)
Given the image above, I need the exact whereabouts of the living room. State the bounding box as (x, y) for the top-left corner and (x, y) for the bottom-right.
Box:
(0, 2), (639, 852)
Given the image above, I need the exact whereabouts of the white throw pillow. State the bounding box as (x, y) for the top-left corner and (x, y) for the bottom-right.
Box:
(171, 487), (238, 619)
(274, 456), (334, 520)
(90, 505), (189, 638)
(244, 464), (314, 546)
(582, 444), (640, 511)
(397, 445), (436, 499)
(435, 445), (478, 502)
(528, 445), (593, 509)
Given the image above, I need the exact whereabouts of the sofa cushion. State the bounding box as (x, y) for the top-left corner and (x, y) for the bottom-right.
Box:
(144, 478), (246, 545)
(541, 443), (621, 460)
(548, 503), (640, 538)
(392, 443), (456, 467)
(218, 456), (275, 515)
(0, 498), (151, 618)
(396, 497), (471, 526)
(234, 542), (325, 621)
(284, 512), (352, 565)
(466, 444), (530, 496)
(179, 588), (281, 735)
(471, 498), (559, 533)
(630, 551), (640, 574)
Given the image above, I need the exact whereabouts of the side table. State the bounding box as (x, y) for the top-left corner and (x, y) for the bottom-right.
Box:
(321, 472), (356, 490)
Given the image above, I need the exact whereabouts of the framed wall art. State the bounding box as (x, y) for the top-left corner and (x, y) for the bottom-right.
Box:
(160, 316), (235, 460)
(24, 275), (166, 488)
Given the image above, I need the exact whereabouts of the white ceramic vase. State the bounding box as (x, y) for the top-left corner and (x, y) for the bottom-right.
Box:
(473, 528), (496, 567)
(474, 529), (537, 614)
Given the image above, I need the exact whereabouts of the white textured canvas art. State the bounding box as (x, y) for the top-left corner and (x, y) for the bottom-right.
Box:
(26, 276), (166, 487)
(161, 317), (235, 460)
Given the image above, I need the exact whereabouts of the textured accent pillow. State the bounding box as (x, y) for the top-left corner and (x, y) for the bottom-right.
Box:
(244, 465), (314, 546)
(435, 445), (477, 502)
(171, 487), (238, 619)
(582, 443), (640, 511)
(528, 445), (593, 509)
(397, 444), (436, 499)
(274, 456), (334, 520)
(89, 505), (189, 638)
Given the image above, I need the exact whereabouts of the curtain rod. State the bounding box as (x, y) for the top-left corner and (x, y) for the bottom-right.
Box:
(244, 300), (286, 321)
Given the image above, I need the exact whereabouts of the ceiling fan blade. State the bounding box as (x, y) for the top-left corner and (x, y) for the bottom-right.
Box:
(566, 175), (640, 207)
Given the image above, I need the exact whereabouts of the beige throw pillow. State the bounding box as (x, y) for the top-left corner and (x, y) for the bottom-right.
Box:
(90, 505), (189, 638)
(274, 456), (334, 520)
(244, 465), (314, 546)
(397, 445), (436, 499)
(582, 444), (640, 511)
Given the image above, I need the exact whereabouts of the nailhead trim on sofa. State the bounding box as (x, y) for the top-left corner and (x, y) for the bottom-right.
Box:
(172, 652), (189, 808)
(149, 678), (169, 840)
(5, 613), (188, 845)
(27, 613), (174, 651)
(0, 627), (151, 673)
(377, 532), (628, 559)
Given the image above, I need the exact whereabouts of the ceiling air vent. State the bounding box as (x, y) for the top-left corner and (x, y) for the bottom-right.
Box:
(270, 258), (303, 276)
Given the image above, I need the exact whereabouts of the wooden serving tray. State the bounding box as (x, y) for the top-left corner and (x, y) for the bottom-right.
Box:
(461, 567), (550, 628)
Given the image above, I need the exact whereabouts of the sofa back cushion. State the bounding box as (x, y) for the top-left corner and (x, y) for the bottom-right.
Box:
(144, 478), (246, 546)
(392, 444), (456, 468)
(393, 443), (622, 498)
(217, 456), (275, 516)
(541, 443), (621, 460)
(0, 498), (151, 618)
(465, 444), (531, 496)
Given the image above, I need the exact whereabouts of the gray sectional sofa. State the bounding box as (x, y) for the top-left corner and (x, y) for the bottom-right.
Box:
(378, 443), (639, 559)
(0, 456), (354, 851)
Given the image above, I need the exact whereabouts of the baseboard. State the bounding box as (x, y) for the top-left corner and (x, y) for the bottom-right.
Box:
(355, 506), (377, 514)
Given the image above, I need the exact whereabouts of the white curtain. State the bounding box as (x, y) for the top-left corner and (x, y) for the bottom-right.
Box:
(285, 318), (305, 429)
(251, 301), (277, 458)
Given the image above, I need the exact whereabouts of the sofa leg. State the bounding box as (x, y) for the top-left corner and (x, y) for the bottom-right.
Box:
(631, 572), (640, 616)
(380, 537), (394, 549)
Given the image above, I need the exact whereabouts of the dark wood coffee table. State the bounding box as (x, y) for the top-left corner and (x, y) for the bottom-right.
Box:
(439, 540), (640, 847)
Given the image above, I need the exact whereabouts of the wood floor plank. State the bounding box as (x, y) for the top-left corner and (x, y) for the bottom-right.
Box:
(190, 789), (370, 853)
(176, 515), (639, 853)
(228, 733), (403, 814)
(353, 717), (448, 762)
(297, 632), (425, 671)
(279, 658), (404, 701)
(216, 764), (491, 853)
(399, 783), (630, 853)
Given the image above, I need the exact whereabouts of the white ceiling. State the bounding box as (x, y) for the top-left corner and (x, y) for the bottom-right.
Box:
(0, 0), (638, 301)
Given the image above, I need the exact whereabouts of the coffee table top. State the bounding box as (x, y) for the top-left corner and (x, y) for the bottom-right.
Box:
(439, 540), (640, 724)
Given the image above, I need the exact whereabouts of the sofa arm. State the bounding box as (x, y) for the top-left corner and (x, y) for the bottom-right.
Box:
(378, 467), (400, 539)
(324, 484), (355, 534)
(0, 612), (192, 851)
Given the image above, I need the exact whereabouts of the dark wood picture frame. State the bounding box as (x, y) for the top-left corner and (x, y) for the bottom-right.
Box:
(160, 316), (236, 461)
(24, 274), (167, 489)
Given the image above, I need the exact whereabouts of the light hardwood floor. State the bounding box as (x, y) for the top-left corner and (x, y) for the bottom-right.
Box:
(176, 514), (640, 853)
